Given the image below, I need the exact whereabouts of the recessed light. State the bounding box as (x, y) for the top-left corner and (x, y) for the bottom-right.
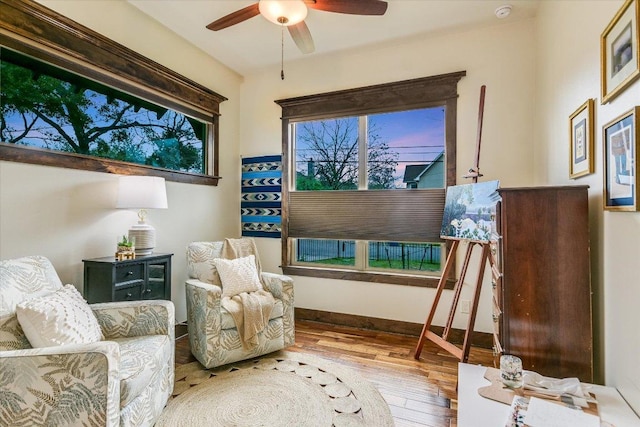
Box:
(495, 5), (512, 19)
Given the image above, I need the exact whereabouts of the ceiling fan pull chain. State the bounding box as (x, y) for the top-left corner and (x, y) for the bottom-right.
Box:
(281, 24), (285, 80)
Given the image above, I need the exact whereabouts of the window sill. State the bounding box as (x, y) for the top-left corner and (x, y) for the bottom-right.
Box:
(282, 265), (454, 289)
(0, 144), (220, 186)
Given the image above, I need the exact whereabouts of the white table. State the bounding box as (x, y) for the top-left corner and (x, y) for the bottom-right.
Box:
(457, 363), (640, 427)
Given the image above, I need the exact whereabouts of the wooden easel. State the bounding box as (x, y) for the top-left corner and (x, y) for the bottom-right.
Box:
(414, 85), (494, 363)
(414, 238), (499, 362)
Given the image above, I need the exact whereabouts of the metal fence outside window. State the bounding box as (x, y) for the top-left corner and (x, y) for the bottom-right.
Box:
(297, 239), (356, 262)
(296, 239), (441, 271)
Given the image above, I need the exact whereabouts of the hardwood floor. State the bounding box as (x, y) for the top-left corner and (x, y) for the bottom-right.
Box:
(174, 320), (494, 427)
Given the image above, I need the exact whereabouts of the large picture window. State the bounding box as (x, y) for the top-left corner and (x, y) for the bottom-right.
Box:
(0, 0), (226, 185)
(277, 72), (465, 287)
(1, 49), (207, 174)
(291, 109), (445, 276)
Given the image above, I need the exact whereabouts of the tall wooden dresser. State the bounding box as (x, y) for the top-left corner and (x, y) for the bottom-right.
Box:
(494, 186), (593, 382)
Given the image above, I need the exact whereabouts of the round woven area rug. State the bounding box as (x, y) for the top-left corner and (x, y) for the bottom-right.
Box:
(156, 350), (394, 427)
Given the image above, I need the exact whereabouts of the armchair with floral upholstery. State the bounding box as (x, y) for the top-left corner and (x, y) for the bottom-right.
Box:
(0, 255), (174, 427)
(185, 240), (294, 369)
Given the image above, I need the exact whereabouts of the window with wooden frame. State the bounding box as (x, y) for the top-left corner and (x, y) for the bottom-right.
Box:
(0, 0), (226, 185)
(276, 71), (465, 287)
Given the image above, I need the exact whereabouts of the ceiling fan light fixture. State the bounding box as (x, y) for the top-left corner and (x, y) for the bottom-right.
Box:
(259, 0), (308, 26)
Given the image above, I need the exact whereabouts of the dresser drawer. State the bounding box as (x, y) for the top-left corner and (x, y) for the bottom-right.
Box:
(114, 284), (142, 301)
(115, 264), (144, 283)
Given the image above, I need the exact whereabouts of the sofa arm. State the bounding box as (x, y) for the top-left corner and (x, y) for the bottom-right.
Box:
(261, 272), (295, 347)
(91, 300), (175, 341)
(261, 272), (294, 301)
(185, 279), (222, 333)
(0, 342), (120, 427)
(186, 279), (222, 296)
(185, 279), (224, 367)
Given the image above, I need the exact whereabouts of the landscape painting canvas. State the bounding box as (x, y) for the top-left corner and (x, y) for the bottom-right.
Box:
(440, 180), (501, 243)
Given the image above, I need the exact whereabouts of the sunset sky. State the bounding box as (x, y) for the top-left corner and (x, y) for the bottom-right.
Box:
(370, 106), (445, 187)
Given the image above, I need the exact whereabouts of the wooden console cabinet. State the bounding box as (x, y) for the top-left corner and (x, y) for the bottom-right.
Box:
(83, 253), (172, 303)
(496, 186), (593, 382)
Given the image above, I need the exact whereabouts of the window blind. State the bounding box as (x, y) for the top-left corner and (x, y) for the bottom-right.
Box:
(289, 189), (445, 242)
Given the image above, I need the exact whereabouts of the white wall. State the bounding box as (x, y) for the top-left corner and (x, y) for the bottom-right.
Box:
(240, 18), (537, 332)
(0, 0), (243, 323)
(534, 0), (640, 408)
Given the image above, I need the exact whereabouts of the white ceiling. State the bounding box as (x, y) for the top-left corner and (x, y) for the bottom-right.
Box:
(128, 0), (539, 76)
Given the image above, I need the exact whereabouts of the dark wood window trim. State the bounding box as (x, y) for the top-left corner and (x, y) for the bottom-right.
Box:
(285, 266), (455, 290)
(276, 71), (465, 288)
(0, 0), (227, 185)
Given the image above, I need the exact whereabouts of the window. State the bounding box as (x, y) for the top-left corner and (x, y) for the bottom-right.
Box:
(0, 0), (226, 185)
(2, 50), (207, 174)
(276, 72), (465, 287)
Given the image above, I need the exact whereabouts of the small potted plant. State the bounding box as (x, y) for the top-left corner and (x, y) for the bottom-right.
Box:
(116, 235), (135, 260)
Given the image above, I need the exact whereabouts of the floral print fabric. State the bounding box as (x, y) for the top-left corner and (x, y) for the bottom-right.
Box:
(0, 256), (175, 427)
(186, 242), (295, 368)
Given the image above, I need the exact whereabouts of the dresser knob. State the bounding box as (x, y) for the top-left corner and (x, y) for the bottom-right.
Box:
(127, 271), (134, 276)
(126, 293), (132, 298)
(145, 289), (152, 293)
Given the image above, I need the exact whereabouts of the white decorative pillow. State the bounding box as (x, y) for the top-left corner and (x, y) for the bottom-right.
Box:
(213, 255), (263, 298)
(16, 284), (104, 348)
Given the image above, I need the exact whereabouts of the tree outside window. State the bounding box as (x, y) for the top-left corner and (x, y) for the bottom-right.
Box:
(1, 50), (206, 174)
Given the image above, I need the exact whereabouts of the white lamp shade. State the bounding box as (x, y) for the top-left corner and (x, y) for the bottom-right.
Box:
(259, 0), (307, 26)
(116, 176), (168, 209)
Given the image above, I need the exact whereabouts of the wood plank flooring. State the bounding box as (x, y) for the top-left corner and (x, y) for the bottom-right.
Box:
(174, 319), (494, 427)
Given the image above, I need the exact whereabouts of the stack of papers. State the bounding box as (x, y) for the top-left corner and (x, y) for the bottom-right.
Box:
(505, 396), (600, 427)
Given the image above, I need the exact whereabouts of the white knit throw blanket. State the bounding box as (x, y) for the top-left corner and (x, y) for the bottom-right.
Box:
(220, 238), (275, 350)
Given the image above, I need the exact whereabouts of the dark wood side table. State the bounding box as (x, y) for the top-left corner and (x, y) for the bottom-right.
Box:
(83, 253), (173, 303)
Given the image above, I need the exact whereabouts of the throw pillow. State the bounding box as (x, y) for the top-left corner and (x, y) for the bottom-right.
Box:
(213, 255), (263, 298)
(16, 284), (104, 348)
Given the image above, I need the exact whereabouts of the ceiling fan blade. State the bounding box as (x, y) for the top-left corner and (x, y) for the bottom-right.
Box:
(206, 3), (260, 31)
(288, 21), (315, 54)
(306, 0), (388, 16)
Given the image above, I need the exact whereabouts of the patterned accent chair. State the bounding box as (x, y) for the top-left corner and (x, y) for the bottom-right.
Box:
(185, 241), (295, 368)
(0, 255), (174, 427)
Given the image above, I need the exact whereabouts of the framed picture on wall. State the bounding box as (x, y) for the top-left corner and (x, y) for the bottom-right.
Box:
(603, 107), (639, 211)
(569, 99), (595, 179)
(600, 0), (640, 104)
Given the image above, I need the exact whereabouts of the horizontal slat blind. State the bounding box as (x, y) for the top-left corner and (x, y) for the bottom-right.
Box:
(289, 189), (445, 242)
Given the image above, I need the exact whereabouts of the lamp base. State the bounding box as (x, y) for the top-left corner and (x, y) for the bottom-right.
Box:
(128, 222), (156, 256)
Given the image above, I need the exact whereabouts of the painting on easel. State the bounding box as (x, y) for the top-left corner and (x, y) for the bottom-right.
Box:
(440, 180), (501, 243)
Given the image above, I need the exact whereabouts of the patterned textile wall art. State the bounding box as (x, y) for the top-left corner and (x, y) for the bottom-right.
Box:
(241, 155), (282, 238)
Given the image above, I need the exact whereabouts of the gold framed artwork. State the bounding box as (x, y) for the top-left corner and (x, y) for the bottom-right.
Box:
(569, 99), (595, 179)
(603, 106), (639, 211)
(601, 0), (640, 104)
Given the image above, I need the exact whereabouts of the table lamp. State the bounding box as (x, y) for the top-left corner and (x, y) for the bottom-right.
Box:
(116, 176), (168, 256)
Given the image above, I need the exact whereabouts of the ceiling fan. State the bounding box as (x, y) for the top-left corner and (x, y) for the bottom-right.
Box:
(206, 0), (389, 54)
